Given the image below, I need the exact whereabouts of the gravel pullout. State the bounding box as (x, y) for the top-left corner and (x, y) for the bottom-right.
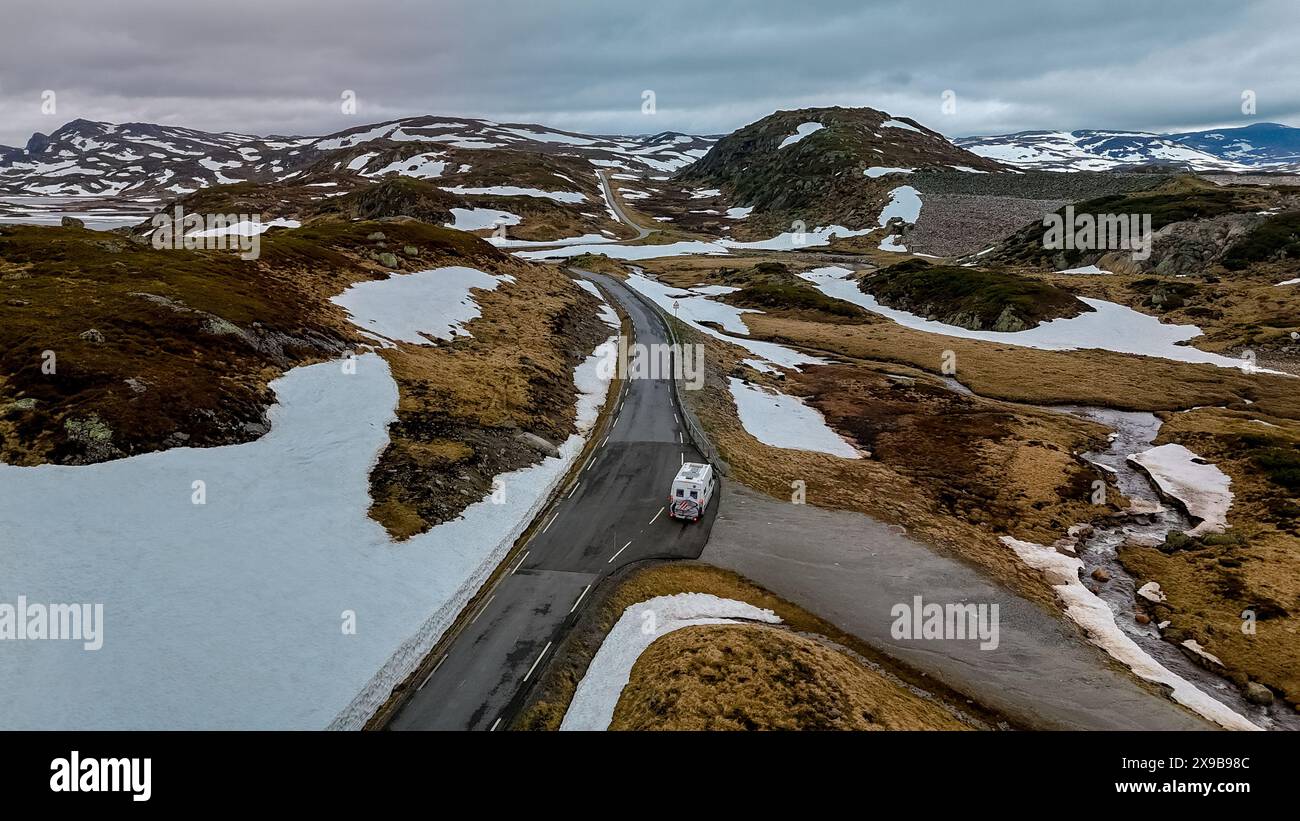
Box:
(701, 482), (1213, 730)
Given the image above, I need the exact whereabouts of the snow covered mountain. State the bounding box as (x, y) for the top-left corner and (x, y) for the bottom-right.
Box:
(956, 123), (1300, 172)
(0, 117), (716, 198)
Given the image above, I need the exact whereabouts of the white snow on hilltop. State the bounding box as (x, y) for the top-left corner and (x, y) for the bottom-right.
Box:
(875, 185), (922, 252)
(882, 118), (922, 134)
(1001, 536), (1258, 731)
(778, 122), (824, 149)
(728, 378), (861, 458)
(865, 166), (914, 178)
(800, 266), (1276, 372)
(440, 185), (586, 204)
(1056, 264), (1112, 275)
(189, 217), (300, 238)
(444, 207), (521, 232)
(1128, 444), (1233, 537)
(560, 594), (782, 730)
(330, 266), (513, 344)
(0, 268), (616, 730)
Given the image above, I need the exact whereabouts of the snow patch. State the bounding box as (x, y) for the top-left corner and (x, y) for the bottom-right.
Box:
(1001, 537), (1258, 731)
(560, 594), (781, 730)
(1128, 444), (1233, 536)
(728, 378), (861, 458)
(778, 122), (825, 149)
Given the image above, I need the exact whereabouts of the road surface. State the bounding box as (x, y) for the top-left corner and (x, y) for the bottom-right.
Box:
(598, 170), (656, 241)
(389, 269), (715, 730)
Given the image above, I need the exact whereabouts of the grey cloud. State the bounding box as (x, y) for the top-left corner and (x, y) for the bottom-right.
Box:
(1, 0), (1296, 146)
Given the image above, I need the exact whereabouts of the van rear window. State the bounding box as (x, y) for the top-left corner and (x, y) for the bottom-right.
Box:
(675, 489), (684, 497)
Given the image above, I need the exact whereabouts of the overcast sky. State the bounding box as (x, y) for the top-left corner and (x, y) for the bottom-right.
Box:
(2, 0), (1297, 146)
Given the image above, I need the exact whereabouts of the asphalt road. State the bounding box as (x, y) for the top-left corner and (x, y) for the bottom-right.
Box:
(389, 269), (715, 730)
(597, 170), (656, 240)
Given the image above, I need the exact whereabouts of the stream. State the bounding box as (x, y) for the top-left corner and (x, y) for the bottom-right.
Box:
(940, 376), (1294, 730)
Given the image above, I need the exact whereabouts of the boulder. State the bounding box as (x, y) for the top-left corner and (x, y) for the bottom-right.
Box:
(1244, 682), (1274, 706)
(61, 216), (85, 229)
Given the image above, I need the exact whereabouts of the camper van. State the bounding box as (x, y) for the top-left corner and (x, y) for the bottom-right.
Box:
(668, 462), (714, 522)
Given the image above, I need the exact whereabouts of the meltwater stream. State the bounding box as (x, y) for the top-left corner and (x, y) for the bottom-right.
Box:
(939, 375), (1290, 729)
(1054, 406), (1292, 730)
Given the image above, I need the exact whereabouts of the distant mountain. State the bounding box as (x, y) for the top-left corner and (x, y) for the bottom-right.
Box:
(1170, 122), (1300, 165)
(956, 122), (1300, 172)
(0, 116), (716, 198)
(676, 106), (1003, 228)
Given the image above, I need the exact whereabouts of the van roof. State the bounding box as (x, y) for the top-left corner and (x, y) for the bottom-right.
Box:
(675, 462), (710, 482)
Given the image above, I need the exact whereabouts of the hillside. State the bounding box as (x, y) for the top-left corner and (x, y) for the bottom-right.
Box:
(671, 106), (1003, 232)
(860, 259), (1093, 332)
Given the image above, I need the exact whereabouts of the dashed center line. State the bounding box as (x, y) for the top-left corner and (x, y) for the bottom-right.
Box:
(568, 482), (580, 498)
(469, 594), (496, 625)
(416, 653), (449, 691)
(490, 717), (502, 732)
(649, 506), (663, 525)
(542, 512), (559, 533)
(607, 540), (632, 564)
(569, 584), (592, 614)
(511, 551), (530, 574)
(523, 641), (553, 682)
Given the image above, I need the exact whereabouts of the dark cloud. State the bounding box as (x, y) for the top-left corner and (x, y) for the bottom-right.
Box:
(1, 0), (1296, 145)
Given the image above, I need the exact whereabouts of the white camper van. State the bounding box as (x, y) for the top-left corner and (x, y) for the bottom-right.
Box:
(668, 462), (714, 522)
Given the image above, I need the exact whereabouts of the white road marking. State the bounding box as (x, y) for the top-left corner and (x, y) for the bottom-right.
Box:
(469, 594), (496, 625)
(416, 653), (449, 691)
(680, 452), (684, 464)
(600, 435), (609, 448)
(511, 551), (530, 574)
(679, 431), (683, 444)
(490, 717), (502, 732)
(523, 641), (553, 682)
(649, 507), (663, 525)
(607, 540), (632, 564)
(569, 584), (592, 614)
(568, 482), (580, 498)
(542, 512), (559, 533)
(674, 413), (679, 423)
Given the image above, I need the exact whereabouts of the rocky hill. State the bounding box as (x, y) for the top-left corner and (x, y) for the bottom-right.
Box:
(673, 106), (1004, 231)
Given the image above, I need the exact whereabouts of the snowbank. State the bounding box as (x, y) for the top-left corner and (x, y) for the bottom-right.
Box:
(444, 207), (520, 231)
(865, 166), (914, 177)
(728, 378), (860, 458)
(1001, 537), (1258, 731)
(802, 266), (1272, 371)
(1128, 444), (1233, 536)
(623, 272), (824, 370)
(560, 594), (781, 730)
(778, 122), (824, 149)
(441, 185), (586, 204)
(330, 266), (512, 344)
(0, 271), (617, 730)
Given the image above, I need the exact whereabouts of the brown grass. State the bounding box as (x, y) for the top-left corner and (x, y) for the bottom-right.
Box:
(367, 258), (610, 538)
(1117, 407), (1300, 708)
(611, 623), (972, 730)
(516, 562), (1002, 730)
